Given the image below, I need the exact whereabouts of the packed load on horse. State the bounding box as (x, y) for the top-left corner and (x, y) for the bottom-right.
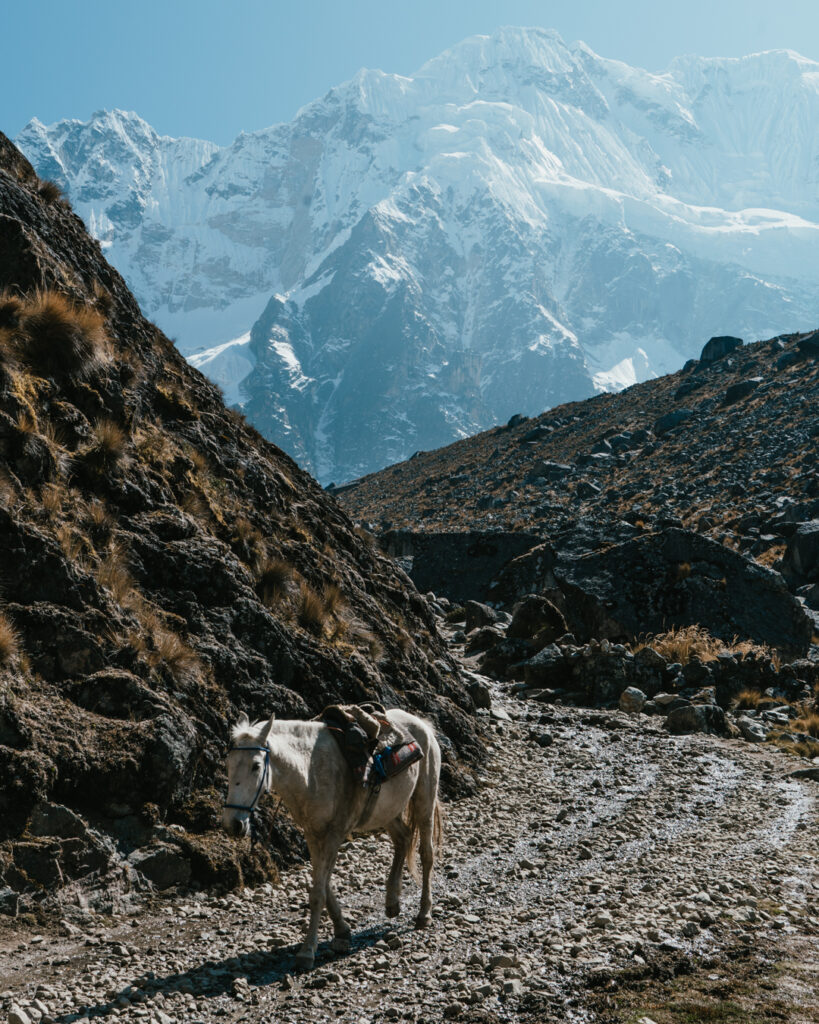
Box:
(222, 706), (443, 969)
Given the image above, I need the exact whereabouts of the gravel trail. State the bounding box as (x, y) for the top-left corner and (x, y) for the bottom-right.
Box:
(2, 670), (818, 1024)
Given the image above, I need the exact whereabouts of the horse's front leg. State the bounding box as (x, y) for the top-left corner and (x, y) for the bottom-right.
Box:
(326, 883), (352, 953)
(296, 841), (334, 969)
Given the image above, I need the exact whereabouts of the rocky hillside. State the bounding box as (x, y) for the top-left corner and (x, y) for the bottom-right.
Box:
(341, 329), (819, 654)
(0, 133), (482, 915)
(18, 30), (819, 483)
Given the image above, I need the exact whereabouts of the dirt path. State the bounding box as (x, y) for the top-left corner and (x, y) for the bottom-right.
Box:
(1, 664), (818, 1024)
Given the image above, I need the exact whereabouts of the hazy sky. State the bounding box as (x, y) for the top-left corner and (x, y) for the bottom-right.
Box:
(3, 0), (818, 144)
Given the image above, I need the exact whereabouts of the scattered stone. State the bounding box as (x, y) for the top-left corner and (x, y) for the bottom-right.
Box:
(619, 687), (647, 713)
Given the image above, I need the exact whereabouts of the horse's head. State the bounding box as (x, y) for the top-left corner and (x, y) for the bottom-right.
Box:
(221, 712), (275, 838)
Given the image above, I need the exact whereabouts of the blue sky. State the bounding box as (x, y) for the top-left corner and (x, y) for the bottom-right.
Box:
(3, 0), (818, 144)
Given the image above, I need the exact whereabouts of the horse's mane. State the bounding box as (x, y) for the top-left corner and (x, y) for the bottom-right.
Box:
(230, 719), (268, 743)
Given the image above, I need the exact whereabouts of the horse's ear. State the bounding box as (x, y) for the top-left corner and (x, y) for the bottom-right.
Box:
(258, 713), (275, 743)
(236, 712), (250, 729)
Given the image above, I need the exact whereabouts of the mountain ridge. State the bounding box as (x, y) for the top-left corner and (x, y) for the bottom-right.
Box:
(17, 28), (819, 482)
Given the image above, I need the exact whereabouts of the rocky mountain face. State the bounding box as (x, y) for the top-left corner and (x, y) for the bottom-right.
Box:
(17, 29), (819, 483)
(341, 328), (819, 653)
(0, 133), (482, 913)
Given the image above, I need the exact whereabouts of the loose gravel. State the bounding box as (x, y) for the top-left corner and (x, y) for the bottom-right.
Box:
(2, 668), (818, 1024)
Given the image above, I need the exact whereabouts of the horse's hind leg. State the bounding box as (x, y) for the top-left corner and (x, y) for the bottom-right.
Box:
(385, 817), (411, 918)
(415, 799), (439, 929)
(326, 883), (352, 953)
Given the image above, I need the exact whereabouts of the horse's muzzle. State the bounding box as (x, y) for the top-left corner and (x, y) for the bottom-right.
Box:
(222, 811), (249, 838)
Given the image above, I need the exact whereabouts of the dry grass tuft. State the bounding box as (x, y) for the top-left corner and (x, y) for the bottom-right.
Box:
(85, 498), (114, 541)
(16, 290), (108, 379)
(321, 582), (346, 617)
(83, 419), (128, 471)
(793, 712), (819, 738)
(0, 611), (20, 666)
(39, 482), (65, 517)
(152, 629), (199, 674)
(297, 582), (328, 635)
(0, 292), (24, 331)
(255, 557), (293, 607)
(633, 625), (776, 666)
(734, 689), (764, 710)
(97, 545), (134, 605)
(37, 179), (65, 204)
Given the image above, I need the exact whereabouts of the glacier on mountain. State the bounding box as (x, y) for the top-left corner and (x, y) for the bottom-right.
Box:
(17, 28), (819, 483)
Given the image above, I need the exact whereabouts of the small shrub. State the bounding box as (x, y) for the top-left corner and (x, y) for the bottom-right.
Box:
(297, 583), (327, 635)
(255, 557), (293, 606)
(16, 290), (108, 379)
(0, 612), (20, 666)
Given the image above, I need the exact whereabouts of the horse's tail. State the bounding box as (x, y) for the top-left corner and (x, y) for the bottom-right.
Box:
(405, 794), (444, 884)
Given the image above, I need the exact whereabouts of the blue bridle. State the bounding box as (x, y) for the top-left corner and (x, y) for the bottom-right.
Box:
(223, 744), (271, 813)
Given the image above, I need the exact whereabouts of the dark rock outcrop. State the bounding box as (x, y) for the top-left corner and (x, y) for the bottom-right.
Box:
(554, 529), (812, 657)
(0, 133), (484, 909)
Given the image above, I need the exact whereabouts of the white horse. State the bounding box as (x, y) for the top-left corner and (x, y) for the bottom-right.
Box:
(221, 708), (443, 969)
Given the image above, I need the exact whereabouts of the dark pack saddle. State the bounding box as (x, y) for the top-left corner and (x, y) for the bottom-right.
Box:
(319, 702), (424, 789)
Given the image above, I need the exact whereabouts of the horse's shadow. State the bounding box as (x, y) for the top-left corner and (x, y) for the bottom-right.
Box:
(53, 924), (395, 1022)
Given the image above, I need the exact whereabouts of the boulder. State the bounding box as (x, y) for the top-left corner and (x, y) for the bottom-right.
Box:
(464, 601), (499, 633)
(796, 331), (819, 356)
(523, 644), (571, 689)
(736, 716), (767, 743)
(700, 335), (743, 362)
(554, 528), (813, 657)
(507, 595), (567, 641)
(666, 704), (729, 736)
(467, 679), (492, 710)
(781, 520), (819, 582)
(654, 409), (693, 436)
(129, 844), (192, 890)
(723, 378), (762, 404)
(619, 687), (647, 713)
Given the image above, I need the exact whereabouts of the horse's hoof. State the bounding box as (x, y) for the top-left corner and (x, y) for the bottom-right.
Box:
(331, 935), (351, 953)
(386, 902), (400, 919)
(414, 913), (432, 929)
(294, 951), (315, 970)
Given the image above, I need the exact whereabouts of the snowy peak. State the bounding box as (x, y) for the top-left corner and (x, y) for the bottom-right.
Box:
(17, 28), (819, 483)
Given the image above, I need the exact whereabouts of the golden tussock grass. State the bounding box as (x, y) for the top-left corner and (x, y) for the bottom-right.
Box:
(97, 545), (134, 605)
(632, 624), (777, 667)
(734, 689), (765, 710)
(321, 582), (346, 617)
(255, 557), (293, 607)
(85, 498), (114, 541)
(151, 629), (199, 674)
(0, 291), (24, 331)
(15, 290), (109, 379)
(792, 712), (819, 738)
(297, 582), (328, 635)
(84, 419), (127, 468)
(0, 612), (20, 666)
(39, 482), (65, 517)
(36, 179), (64, 204)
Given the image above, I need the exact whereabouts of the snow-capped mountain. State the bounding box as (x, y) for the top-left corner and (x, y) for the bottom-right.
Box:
(18, 28), (819, 483)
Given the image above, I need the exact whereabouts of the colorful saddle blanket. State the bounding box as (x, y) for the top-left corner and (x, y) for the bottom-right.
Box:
(319, 702), (424, 787)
